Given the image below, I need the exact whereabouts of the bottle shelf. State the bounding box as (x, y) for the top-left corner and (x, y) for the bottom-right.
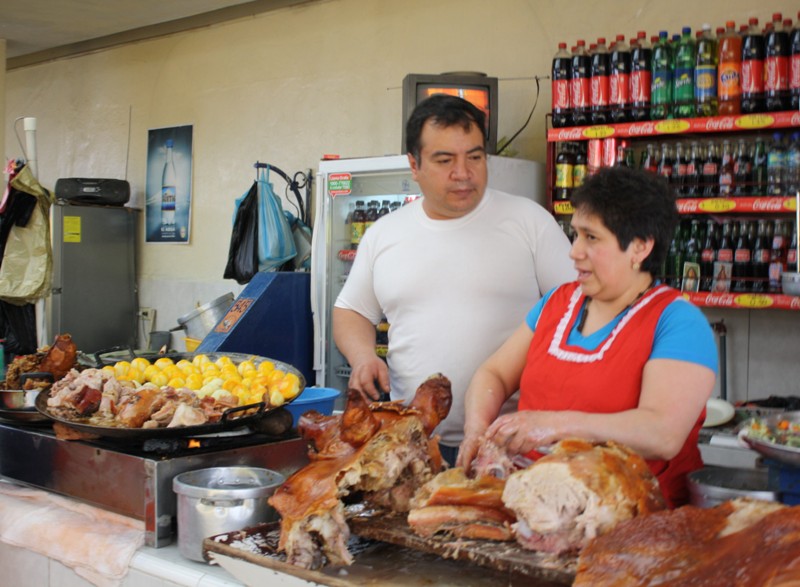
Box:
(552, 196), (797, 216)
(683, 291), (800, 311)
(547, 111), (800, 143)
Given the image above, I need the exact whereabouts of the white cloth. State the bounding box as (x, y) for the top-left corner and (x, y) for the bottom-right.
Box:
(335, 188), (576, 445)
(0, 480), (145, 587)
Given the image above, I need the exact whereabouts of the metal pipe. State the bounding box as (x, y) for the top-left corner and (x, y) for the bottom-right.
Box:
(711, 320), (727, 401)
(23, 117), (37, 178)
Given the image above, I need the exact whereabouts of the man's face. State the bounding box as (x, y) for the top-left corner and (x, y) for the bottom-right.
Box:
(408, 120), (488, 220)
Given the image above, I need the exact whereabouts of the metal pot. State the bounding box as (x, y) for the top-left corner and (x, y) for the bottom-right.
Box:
(688, 465), (778, 508)
(177, 293), (234, 341)
(1, 372), (54, 409)
(173, 466), (284, 562)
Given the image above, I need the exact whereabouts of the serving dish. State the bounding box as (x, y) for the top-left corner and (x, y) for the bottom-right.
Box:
(703, 398), (735, 428)
(738, 410), (800, 467)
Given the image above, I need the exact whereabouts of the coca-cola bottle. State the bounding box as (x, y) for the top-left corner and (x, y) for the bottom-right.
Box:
(657, 143), (674, 184)
(674, 142), (689, 196)
(741, 17), (766, 113)
(752, 137), (769, 195)
(609, 34), (631, 123)
(791, 12), (800, 110)
(716, 220), (734, 291)
(788, 221), (798, 273)
(684, 141), (703, 196)
(732, 220), (752, 292)
(733, 139), (753, 196)
(768, 219), (788, 293)
(570, 40), (591, 126)
(718, 140), (735, 196)
(630, 31), (653, 121)
(702, 141), (720, 197)
(640, 142), (658, 173)
(700, 219), (718, 291)
(765, 13), (791, 111)
(552, 42), (572, 127)
(751, 219), (771, 293)
(591, 37), (611, 124)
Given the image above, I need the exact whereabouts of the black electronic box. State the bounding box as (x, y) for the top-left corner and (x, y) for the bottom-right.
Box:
(54, 178), (130, 206)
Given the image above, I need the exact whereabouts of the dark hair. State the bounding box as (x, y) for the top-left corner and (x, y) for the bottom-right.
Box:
(570, 166), (679, 274)
(404, 94), (486, 161)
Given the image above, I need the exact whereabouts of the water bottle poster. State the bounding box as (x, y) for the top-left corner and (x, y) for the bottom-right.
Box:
(145, 125), (193, 243)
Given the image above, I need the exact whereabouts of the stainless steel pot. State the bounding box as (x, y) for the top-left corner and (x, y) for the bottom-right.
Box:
(688, 465), (778, 508)
(177, 293), (234, 340)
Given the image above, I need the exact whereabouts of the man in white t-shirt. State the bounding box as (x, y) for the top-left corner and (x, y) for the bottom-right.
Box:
(333, 94), (575, 464)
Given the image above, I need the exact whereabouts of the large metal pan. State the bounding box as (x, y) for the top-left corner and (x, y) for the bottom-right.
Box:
(738, 410), (800, 467)
(35, 352), (305, 439)
(0, 372), (55, 424)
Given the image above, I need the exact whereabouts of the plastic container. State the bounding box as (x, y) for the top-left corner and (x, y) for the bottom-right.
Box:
(172, 466), (285, 562)
(177, 293), (234, 340)
(687, 465), (778, 508)
(284, 386), (341, 427)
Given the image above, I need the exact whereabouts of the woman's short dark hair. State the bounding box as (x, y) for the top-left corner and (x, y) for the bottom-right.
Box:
(570, 166), (679, 274)
(405, 94), (486, 161)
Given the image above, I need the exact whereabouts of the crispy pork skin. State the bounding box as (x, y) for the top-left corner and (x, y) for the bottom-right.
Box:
(268, 374), (452, 569)
(503, 439), (666, 555)
(574, 498), (797, 586)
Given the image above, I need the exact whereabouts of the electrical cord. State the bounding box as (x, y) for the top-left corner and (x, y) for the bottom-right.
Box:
(496, 75), (547, 155)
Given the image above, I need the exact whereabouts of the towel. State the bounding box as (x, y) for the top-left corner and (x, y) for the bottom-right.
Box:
(0, 480), (145, 587)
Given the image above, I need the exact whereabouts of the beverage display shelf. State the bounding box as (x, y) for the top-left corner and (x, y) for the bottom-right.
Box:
(547, 111), (800, 143)
(683, 291), (800, 311)
(552, 196), (797, 216)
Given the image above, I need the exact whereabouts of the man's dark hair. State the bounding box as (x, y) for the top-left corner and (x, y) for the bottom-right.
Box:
(570, 166), (679, 274)
(405, 94), (486, 161)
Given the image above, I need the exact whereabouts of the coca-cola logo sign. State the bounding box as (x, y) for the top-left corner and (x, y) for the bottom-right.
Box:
(702, 117), (737, 132)
(752, 198), (787, 212)
(627, 122), (657, 136)
(549, 128), (585, 141)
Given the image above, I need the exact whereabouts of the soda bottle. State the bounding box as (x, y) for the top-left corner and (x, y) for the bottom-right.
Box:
(768, 219), (787, 293)
(573, 143), (588, 189)
(651, 31), (673, 120)
(684, 141), (703, 196)
(630, 31), (653, 121)
(765, 13), (791, 111)
(791, 12), (800, 110)
(751, 219), (771, 293)
(702, 140), (720, 197)
(364, 200), (379, 232)
(351, 200), (366, 250)
(591, 37), (611, 124)
(718, 140), (735, 196)
(570, 40), (591, 126)
(551, 42), (572, 127)
(716, 219), (734, 290)
(160, 139), (177, 228)
(657, 143), (674, 184)
(752, 137), (769, 195)
(717, 20), (743, 115)
(554, 142), (575, 201)
(673, 27), (696, 118)
(733, 138), (753, 196)
(742, 17), (766, 113)
(700, 219), (718, 291)
(674, 142), (688, 196)
(695, 24), (719, 117)
(609, 34), (631, 123)
(665, 224), (685, 288)
(786, 132), (800, 195)
(378, 200), (390, 218)
(732, 220), (752, 292)
(787, 221), (798, 273)
(389, 201), (401, 213)
(767, 132), (787, 196)
(640, 142), (658, 173)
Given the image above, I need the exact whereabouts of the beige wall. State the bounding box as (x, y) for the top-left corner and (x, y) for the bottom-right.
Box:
(4, 0), (799, 399)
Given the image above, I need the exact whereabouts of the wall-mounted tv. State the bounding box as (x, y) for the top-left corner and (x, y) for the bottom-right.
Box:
(401, 72), (499, 155)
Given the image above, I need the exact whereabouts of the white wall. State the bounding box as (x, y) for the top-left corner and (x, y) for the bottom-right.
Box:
(4, 0), (800, 401)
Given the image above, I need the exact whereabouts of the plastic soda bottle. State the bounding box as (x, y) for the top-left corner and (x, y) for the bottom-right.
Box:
(590, 37), (611, 124)
(766, 133), (787, 196)
(673, 27), (696, 118)
(570, 40), (591, 126)
(551, 42), (572, 127)
(350, 200), (366, 250)
(609, 34), (631, 123)
(790, 12), (800, 110)
(717, 20), (742, 115)
(765, 13), (790, 111)
(630, 31), (652, 121)
(695, 24), (718, 117)
(650, 31), (673, 120)
(786, 132), (800, 196)
(741, 18), (766, 113)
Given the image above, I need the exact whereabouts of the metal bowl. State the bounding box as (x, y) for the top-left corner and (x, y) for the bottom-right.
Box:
(0, 388), (40, 410)
(688, 465), (778, 508)
(738, 410), (800, 467)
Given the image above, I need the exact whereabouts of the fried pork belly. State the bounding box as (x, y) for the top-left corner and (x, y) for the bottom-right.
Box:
(269, 374), (452, 569)
(47, 368), (117, 417)
(574, 499), (796, 587)
(408, 467), (516, 541)
(503, 439), (666, 555)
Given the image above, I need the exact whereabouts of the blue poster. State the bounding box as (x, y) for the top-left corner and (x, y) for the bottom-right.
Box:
(146, 125), (193, 243)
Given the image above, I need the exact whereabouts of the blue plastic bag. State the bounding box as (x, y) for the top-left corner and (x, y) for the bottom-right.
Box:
(257, 167), (296, 271)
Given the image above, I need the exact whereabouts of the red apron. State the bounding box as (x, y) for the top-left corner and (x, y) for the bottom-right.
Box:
(519, 282), (703, 507)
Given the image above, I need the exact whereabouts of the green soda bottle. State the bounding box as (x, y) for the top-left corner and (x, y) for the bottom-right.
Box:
(651, 31), (673, 119)
(673, 27), (696, 118)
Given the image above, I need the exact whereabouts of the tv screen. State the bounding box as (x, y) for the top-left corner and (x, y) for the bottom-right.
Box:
(401, 73), (499, 155)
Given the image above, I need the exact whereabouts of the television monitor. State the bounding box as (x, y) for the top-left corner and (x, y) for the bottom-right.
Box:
(401, 72), (499, 155)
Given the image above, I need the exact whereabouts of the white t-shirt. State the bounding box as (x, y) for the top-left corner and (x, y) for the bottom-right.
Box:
(334, 188), (576, 446)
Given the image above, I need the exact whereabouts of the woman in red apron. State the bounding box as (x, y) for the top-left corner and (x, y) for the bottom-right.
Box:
(457, 167), (717, 507)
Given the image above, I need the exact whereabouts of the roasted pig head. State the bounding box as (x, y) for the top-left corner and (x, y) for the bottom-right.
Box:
(268, 374), (453, 570)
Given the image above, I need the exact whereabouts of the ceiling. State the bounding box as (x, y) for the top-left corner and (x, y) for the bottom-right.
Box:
(1, 0), (313, 68)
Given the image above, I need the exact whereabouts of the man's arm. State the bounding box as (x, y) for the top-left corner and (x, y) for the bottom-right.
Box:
(332, 307), (390, 400)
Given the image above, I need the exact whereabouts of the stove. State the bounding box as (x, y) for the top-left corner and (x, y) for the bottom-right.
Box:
(0, 421), (309, 547)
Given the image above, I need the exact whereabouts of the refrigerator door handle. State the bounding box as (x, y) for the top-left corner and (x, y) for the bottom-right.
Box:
(309, 170), (328, 385)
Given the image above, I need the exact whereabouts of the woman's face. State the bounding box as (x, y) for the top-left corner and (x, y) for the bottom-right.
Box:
(569, 208), (640, 300)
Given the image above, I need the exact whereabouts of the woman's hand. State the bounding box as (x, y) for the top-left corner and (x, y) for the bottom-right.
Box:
(455, 431), (484, 470)
(484, 411), (560, 456)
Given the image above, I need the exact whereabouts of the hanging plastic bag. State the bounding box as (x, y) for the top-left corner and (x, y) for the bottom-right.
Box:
(223, 181), (259, 285)
(284, 211), (312, 270)
(257, 167), (296, 272)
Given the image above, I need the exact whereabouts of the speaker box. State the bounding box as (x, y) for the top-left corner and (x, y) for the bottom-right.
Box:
(54, 178), (130, 206)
